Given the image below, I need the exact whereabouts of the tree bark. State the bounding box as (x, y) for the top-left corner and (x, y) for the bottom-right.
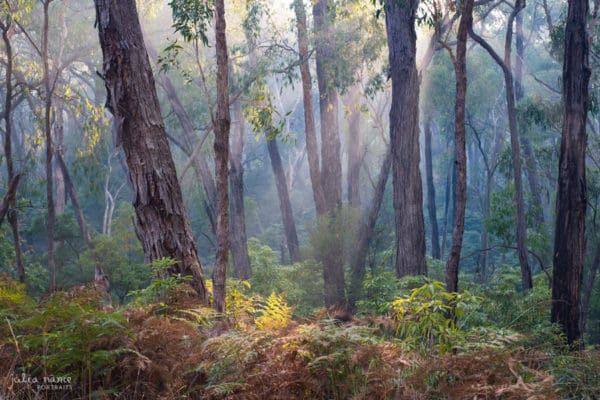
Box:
(0, 17), (25, 282)
(385, 0), (427, 278)
(424, 117), (441, 260)
(94, 0), (208, 302)
(349, 148), (392, 309)
(552, 0), (590, 347)
(230, 99), (252, 278)
(445, 0), (473, 294)
(212, 0), (231, 313)
(267, 138), (301, 263)
(313, 0), (345, 306)
(469, 0), (533, 291)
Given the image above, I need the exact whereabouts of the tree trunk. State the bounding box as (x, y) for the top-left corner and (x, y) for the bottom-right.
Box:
(0, 175), (20, 226)
(313, 0), (345, 306)
(469, 0), (532, 291)
(385, 0), (427, 278)
(552, 0), (590, 347)
(349, 148), (392, 309)
(0, 18), (25, 282)
(42, 0), (56, 291)
(294, 0), (326, 217)
(54, 103), (66, 215)
(94, 0), (208, 302)
(424, 117), (441, 260)
(445, 0), (473, 294)
(582, 242), (600, 336)
(345, 85), (361, 209)
(267, 138), (301, 263)
(515, 11), (545, 226)
(212, 0), (231, 313)
(441, 154), (452, 260)
(230, 99), (252, 279)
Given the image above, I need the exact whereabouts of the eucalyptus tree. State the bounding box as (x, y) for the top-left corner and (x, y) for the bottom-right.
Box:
(551, 0), (590, 347)
(93, 0), (209, 301)
(381, 0), (427, 277)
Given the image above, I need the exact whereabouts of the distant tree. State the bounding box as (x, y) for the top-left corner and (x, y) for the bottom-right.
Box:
(93, 0), (208, 302)
(312, 0), (345, 306)
(469, 0), (533, 291)
(552, 0), (590, 347)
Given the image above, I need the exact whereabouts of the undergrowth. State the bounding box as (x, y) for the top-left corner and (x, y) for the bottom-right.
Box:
(0, 271), (597, 399)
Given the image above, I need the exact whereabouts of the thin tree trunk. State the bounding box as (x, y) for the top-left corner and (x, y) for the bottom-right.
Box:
(230, 99), (251, 278)
(552, 0), (590, 347)
(294, 0), (326, 217)
(445, 0), (473, 294)
(94, 0), (208, 302)
(54, 102), (66, 215)
(212, 0), (231, 313)
(385, 0), (427, 278)
(424, 117), (441, 259)
(0, 18), (24, 282)
(267, 138), (301, 263)
(469, 0), (533, 291)
(42, 0), (56, 291)
(349, 148), (392, 309)
(515, 11), (545, 226)
(313, 0), (345, 306)
(441, 154), (452, 260)
(345, 85), (361, 209)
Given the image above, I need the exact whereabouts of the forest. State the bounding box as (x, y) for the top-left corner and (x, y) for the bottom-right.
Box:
(0, 0), (599, 398)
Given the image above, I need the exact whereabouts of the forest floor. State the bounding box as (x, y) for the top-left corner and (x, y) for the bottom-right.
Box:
(0, 275), (598, 399)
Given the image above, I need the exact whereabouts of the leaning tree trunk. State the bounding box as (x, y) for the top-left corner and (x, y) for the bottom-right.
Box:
(385, 0), (427, 278)
(313, 0), (345, 306)
(552, 0), (590, 347)
(445, 0), (473, 294)
(424, 117), (441, 260)
(230, 99), (252, 279)
(267, 138), (301, 263)
(94, 0), (208, 302)
(212, 0), (231, 313)
(0, 18), (25, 282)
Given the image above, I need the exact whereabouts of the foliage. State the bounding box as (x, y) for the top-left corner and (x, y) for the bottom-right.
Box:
(356, 267), (399, 315)
(128, 258), (189, 310)
(392, 280), (480, 355)
(255, 292), (292, 330)
(248, 238), (323, 315)
(169, 0), (214, 45)
(550, 351), (600, 399)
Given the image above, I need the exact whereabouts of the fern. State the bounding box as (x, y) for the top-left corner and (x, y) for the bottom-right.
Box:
(255, 292), (292, 330)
